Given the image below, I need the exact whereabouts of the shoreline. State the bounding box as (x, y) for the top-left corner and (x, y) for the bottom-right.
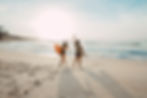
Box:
(0, 48), (146, 62)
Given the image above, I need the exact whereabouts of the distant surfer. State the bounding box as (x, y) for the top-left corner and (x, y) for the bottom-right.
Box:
(72, 39), (85, 68)
(54, 42), (68, 66)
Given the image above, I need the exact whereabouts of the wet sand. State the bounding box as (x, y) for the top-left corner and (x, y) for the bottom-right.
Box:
(0, 50), (147, 98)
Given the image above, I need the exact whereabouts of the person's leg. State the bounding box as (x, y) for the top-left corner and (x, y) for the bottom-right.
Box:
(72, 58), (76, 67)
(77, 57), (83, 68)
(59, 55), (65, 66)
(72, 56), (80, 68)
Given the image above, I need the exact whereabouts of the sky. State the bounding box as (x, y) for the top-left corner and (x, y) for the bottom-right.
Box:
(0, 0), (147, 41)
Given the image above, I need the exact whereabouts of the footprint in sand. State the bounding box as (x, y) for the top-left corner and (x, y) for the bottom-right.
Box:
(28, 66), (43, 77)
(33, 80), (42, 87)
(48, 69), (59, 80)
(23, 79), (42, 95)
(23, 89), (29, 95)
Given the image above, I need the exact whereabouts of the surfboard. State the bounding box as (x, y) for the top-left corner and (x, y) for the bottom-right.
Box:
(54, 44), (62, 54)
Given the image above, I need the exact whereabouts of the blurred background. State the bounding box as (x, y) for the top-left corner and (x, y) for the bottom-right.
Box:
(0, 0), (147, 60)
(0, 0), (147, 98)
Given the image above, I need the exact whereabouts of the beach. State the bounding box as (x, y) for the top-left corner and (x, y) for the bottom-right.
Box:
(0, 49), (147, 98)
(0, 0), (147, 97)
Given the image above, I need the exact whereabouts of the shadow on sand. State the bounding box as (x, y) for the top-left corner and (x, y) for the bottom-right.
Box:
(58, 67), (90, 98)
(57, 66), (133, 98)
(83, 69), (133, 98)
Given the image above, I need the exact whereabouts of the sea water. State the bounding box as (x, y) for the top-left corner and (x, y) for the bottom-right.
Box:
(0, 40), (147, 60)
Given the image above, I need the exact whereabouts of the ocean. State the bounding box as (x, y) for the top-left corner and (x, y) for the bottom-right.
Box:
(0, 40), (147, 60)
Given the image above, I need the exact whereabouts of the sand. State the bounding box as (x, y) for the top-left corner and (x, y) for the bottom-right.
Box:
(0, 49), (147, 98)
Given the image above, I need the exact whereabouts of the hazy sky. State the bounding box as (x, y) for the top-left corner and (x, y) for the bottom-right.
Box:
(0, 0), (147, 41)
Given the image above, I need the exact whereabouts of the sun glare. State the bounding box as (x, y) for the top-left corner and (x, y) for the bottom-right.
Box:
(31, 7), (76, 40)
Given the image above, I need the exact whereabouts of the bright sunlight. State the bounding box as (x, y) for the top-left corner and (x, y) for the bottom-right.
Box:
(30, 7), (77, 40)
